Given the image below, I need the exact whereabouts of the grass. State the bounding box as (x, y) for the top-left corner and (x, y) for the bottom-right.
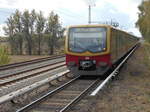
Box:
(0, 45), (10, 65)
(143, 42), (150, 67)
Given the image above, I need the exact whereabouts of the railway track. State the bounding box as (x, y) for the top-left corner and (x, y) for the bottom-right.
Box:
(0, 46), (137, 112)
(0, 54), (64, 71)
(0, 70), (70, 105)
(0, 65), (68, 97)
(0, 62), (65, 87)
(16, 76), (101, 112)
(0, 55), (66, 97)
(15, 45), (139, 112)
(0, 55), (65, 85)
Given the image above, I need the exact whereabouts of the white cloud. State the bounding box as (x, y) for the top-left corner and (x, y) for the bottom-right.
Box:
(0, 0), (18, 8)
(97, 0), (142, 22)
(127, 27), (141, 37)
(0, 24), (6, 37)
(0, 0), (86, 12)
(0, 0), (141, 21)
(0, 0), (142, 36)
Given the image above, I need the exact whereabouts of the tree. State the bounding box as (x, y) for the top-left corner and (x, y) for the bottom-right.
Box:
(3, 9), (64, 55)
(21, 10), (37, 55)
(36, 11), (46, 55)
(45, 12), (62, 55)
(13, 10), (23, 54)
(21, 10), (31, 55)
(136, 0), (150, 42)
(29, 10), (37, 36)
(3, 16), (16, 54)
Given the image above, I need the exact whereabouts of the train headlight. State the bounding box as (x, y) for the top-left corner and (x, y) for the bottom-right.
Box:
(93, 60), (96, 64)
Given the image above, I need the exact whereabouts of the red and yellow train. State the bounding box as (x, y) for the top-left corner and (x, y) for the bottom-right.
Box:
(65, 24), (139, 76)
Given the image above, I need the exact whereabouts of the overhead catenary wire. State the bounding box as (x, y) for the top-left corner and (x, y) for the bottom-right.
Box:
(54, 9), (86, 23)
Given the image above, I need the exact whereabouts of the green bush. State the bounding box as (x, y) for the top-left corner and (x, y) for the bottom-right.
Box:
(143, 42), (150, 67)
(0, 46), (10, 65)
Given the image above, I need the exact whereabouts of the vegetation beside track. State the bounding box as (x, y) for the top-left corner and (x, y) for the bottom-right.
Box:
(136, 0), (150, 43)
(143, 42), (150, 67)
(0, 45), (10, 65)
(8, 55), (48, 64)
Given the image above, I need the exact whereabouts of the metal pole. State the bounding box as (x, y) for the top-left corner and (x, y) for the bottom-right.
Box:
(88, 5), (91, 24)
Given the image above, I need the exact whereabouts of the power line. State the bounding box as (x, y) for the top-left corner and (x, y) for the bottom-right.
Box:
(59, 9), (86, 20)
(54, 9), (86, 22)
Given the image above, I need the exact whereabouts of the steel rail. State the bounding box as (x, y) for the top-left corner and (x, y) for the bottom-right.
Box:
(0, 63), (65, 86)
(16, 76), (80, 112)
(60, 45), (138, 112)
(0, 54), (64, 71)
(0, 70), (70, 104)
(0, 60), (65, 79)
(15, 44), (139, 112)
(90, 45), (138, 96)
(60, 79), (100, 112)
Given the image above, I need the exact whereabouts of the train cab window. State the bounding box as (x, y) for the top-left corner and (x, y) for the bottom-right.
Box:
(68, 27), (107, 53)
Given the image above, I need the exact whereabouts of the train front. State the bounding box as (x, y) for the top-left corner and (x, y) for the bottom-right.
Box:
(65, 25), (111, 76)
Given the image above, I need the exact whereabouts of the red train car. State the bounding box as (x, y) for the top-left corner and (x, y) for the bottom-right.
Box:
(65, 24), (139, 76)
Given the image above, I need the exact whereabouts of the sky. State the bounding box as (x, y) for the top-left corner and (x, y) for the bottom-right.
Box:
(0, 0), (142, 37)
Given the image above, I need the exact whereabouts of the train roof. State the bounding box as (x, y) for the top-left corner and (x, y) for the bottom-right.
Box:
(67, 24), (139, 39)
(67, 24), (112, 28)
